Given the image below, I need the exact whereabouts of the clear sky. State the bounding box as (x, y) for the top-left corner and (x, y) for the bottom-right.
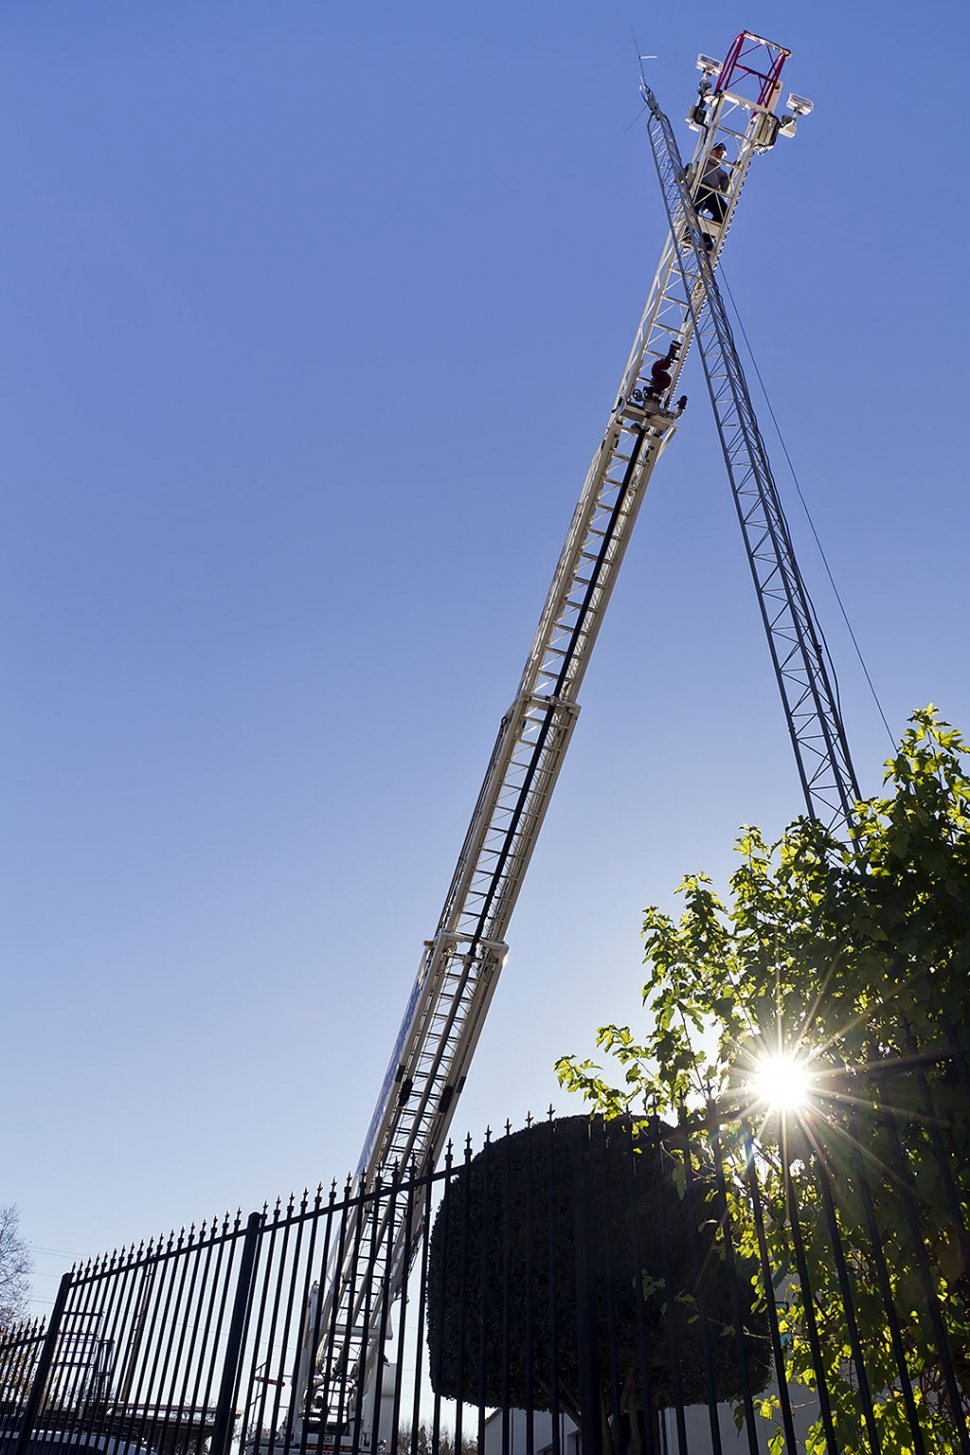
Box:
(2, 1), (967, 1313)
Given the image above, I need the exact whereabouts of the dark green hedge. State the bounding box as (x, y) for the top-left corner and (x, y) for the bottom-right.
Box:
(426, 1116), (770, 1419)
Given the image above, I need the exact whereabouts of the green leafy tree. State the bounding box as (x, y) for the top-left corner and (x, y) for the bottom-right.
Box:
(557, 708), (970, 1454)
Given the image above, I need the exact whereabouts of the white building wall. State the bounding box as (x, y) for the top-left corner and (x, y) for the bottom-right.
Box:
(483, 1388), (818, 1454)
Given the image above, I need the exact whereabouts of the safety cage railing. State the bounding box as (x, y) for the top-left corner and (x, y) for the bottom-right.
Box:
(3, 1045), (970, 1455)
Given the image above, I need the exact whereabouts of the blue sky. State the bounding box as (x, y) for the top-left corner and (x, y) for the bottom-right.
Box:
(2, 1), (967, 1311)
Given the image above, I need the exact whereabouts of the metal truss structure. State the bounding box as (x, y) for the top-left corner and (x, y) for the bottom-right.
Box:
(301, 34), (858, 1434)
(641, 83), (860, 828)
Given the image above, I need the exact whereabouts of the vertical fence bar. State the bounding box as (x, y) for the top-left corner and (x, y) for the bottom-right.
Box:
(571, 1119), (602, 1455)
(741, 1129), (798, 1455)
(389, 1168), (416, 1455)
(201, 1212), (247, 1430)
(681, 1115), (723, 1455)
(12, 1271), (73, 1455)
(591, 1119), (621, 1455)
(272, 1190), (313, 1452)
(258, 1190), (304, 1454)
(622, 1119), (656, 1455)
(907, 1038), (968, 1236)
(90, 1246), (133, 1442)
(126, 1238), (171, 1441)
(351, 1188), (377, 1455)
(287, 1187), (324, 1455)
(318, 1181), (354, 1442)
(546, 1116), (561, 1455)
(54, 1262), (95, 1431)
(709, 1119), (760, 1455)
(333, 1184), (365, 1448)
(369, 1171), (400, 1455)
(243, 1198), (286, 1451)
(523, 1118), (536, 1455)
(76, 1255), (111, 1428)
(454, 1140), (473, 1455)
(879, 1090), (970, 1453)
(296, 1184), (335, 1455)
(114, 1251), (155, 1410)
(428, 1151), (449, 1455)
(414, 1168), (437, 1454)
(56, 1269), (82, 1423)
(133, 1233), (180, 1449)
(149, 1227), (195, 1453)
(163, 1226), (206, 1455)
(184, 1220), (227, 1455)
(783, 1156), (839, 1455)
(593, 1118), (623, 1455)
(848, 1116), (927, 1452)
(499, 1130), (512, 1455)
(809, 1145), (882, 1454)
(649, 1115), (686, 1455)
(266, 1195), (305, 1445)
(210, 1211), (263, 1455)
(475, 1131), (492, 1455)
(350, 1182), (381, 1455)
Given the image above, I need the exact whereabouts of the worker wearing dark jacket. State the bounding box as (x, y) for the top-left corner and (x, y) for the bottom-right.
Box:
(694, 142), (730, 222)
(649, 354), (673, 395)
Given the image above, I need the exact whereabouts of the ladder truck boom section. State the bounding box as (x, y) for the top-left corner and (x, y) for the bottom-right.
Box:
(356, 32), (802, 1203)
(304, 34), (816, 1414)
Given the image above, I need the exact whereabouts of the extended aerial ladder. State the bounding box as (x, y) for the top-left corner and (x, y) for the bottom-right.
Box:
(297, 34), (859, 1440)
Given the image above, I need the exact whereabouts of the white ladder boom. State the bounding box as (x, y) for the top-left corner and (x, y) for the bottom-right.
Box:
(306, 35), (806, 1428)
(356, 43), (798, 1197)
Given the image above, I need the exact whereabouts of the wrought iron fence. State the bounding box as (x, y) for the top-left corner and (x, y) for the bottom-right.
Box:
(2, 1058), (969, 1455)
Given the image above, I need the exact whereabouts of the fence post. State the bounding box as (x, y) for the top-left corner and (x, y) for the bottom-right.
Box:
(210, 1211), (262, 1455)
(12, 1270), (73, 1455)
(570, 1126), (602, 1455)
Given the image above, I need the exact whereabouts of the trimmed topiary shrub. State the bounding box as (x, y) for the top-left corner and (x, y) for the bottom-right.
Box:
(427, 1116), (770, 1436)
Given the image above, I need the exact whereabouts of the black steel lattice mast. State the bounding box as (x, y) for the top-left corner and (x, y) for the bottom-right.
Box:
(641, 82), (860, 831)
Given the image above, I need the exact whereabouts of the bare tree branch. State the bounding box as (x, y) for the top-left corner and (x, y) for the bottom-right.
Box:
(0, 1204), (32, 1329)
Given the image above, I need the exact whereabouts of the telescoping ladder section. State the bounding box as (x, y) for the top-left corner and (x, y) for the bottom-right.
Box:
(307, 35), (811, 1423)
(356, 37), (802, 1200)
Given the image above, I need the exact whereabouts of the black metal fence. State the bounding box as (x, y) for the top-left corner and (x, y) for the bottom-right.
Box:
(3, 1067), (969, 1455)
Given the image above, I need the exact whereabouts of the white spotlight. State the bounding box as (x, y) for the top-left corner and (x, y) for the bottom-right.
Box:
(696, 54), (722, 76)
